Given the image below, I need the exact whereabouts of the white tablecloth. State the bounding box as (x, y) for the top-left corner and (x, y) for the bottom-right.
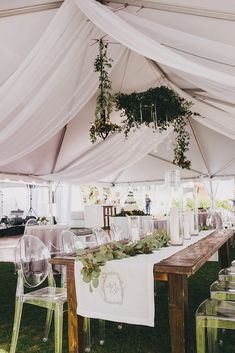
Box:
(25, 224), (69, 250)
(75, 230), (214, 327)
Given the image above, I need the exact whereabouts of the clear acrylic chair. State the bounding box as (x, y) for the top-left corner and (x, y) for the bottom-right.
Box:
(210, 280), (235, 301)
(47, 224), (69, 254)
(60, 230), (84, 254)
(110, 224), (123, 242)
(24, 218), (37, 233)
(196, 299), (235, 353)
(10, 234), (67, 353)
(93, 227), (110, 246)
(127, 216), (140, 241)
(218, 267), (235, 282)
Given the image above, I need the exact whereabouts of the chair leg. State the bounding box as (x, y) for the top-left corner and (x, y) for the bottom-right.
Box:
(196, 317), (206, 353)
(84, 317), (91, 352)
(43, 308), (53, 342)
(54, 304), (63, 353)
(9, 299), (23, 353)
(99, 319), (105, 346)
(208, 326), (218, 353)
(117, 323), (123, 330)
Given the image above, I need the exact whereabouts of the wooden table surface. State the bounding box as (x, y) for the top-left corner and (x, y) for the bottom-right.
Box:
(50, 229), (234, 353)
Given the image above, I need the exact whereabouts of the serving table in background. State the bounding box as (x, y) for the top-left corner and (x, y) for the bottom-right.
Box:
(25, 224), (69, 250)
(50, 229), (234, 353)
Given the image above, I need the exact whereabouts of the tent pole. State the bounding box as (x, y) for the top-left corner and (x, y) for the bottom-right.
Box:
(187, 118), (211, 178)
(48, 181), (54, 225)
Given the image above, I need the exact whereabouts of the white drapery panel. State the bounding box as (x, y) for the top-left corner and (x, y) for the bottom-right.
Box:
(0, 0), (125, 166)
(54, 183), (72, 225)
(75, 0), (235, 98)
(118, 10), (235, 104)
(44, 127), (171, 183)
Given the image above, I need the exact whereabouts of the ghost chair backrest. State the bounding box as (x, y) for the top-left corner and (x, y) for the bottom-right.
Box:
(110, 224), (123, 242)
(25, 218), (38, 227)
(14, 234), (51, 289)
(93, 227), (110, 246)
(60, 230), (84, 254)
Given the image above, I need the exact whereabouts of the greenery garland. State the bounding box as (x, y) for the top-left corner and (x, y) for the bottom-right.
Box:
(90, 40), (200, 169)
(90, 39), (121, 142)
(76, 230), (168, 291)
(114, 209), (147, 217)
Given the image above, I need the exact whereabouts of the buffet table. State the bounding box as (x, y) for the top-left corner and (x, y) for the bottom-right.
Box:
(50, 229), (234, 353)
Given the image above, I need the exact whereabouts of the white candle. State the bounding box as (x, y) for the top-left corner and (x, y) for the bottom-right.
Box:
(190, 211), (195, 233)
(190, 211), (199, 235)
(169, 207), (181, 245)
(183, 212), (191, 240)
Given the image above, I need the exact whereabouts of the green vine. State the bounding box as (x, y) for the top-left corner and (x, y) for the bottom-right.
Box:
(90, 39), (121, 142)
(76, 230), (169, 291)
(115, 86), (199, 169)
(90, 40), (200, 169)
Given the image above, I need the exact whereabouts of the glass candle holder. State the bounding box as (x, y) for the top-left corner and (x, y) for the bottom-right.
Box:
(168, 207), (183, 245)
(181, 211), (191, 240)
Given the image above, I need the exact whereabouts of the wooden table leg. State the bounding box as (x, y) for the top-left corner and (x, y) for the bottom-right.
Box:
(218, 240), (230, 268)
(67, 264), (84, 353)
(168, 273), (188, 353)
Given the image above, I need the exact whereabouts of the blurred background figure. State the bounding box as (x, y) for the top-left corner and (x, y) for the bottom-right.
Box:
(145, 194), (152, 215)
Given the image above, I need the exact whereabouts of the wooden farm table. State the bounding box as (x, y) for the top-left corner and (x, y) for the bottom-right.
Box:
(50, 229), (234, 353)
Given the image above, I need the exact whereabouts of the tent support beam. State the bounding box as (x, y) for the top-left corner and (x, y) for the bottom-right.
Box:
(189, 92), (235, 108)
(0, 0), (105, 18)
(148, 153), (207, 176)
(109, 0), (235, 21)
(187, 118), (212, 178)
(211, 156), (235, 178)
(0, 1), (63, 18)
(51, 125), (67, 174)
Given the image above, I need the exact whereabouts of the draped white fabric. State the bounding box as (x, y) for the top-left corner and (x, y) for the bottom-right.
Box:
(0, 0), (235, 183)
(0, 0), (125, 166)
(44, 128), (171, 183)
(75, 0), (235, 94)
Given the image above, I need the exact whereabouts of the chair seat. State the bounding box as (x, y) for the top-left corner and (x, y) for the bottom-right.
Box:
(23, 286), (67, 303)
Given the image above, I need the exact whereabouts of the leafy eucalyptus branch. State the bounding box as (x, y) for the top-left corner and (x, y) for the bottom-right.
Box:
(76, 230), (168, 291)
(90, 39), (121, 142)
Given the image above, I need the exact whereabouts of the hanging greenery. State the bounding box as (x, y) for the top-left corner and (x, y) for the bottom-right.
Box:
(115, 86), (199, 169)
(90, 40), (200, 169)
(90, 39), (121, 142)
(76, 230), (168, 291)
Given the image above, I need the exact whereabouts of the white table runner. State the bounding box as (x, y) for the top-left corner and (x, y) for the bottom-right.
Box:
(74, 230), (214, 327)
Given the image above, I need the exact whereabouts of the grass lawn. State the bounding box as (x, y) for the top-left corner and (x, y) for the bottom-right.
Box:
(0, 248), (235, 353)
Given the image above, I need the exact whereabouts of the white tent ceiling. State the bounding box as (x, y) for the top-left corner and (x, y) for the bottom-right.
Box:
(0, 0), (235, 184)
